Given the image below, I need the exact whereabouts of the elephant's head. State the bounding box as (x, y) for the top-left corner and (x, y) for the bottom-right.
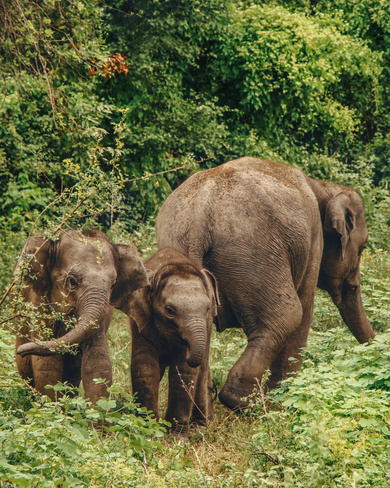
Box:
(128, 250), (219, 368)
(315, 185), (375, 343)
(16, 229), (148, 356)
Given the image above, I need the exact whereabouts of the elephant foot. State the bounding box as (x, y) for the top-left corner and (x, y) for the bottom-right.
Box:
(173, 430), (190, 444)
(190, 416), (208, 427)
(169, 420), (190, 443)
(191, 401), (214, 426)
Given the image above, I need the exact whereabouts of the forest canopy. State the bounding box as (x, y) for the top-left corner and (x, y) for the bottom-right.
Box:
(1, 0), (390, 249)
(0, 0), (388, 288)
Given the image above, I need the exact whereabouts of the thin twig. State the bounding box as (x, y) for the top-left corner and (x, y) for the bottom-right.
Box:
(142, 449), (150, 483)
(175, 366), (207, 421)
(120, 157), (214, 185)
(255, 450), (280, 465)
(0, 314), (27, 327)
(256, 377), (274, 445)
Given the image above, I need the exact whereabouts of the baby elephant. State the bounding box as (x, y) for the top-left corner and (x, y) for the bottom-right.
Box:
(14, 229), (148, 403)
(126, 248), (218, 439)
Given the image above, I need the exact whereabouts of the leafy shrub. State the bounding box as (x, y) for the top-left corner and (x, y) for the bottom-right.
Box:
(0, 0), (115, 235)
(213, 3), (382, 154)
(0, 381), (166, 488)
(247, 329), (390, 487)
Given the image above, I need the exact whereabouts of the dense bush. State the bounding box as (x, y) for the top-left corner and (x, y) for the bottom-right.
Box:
(247, 329), (390, 487)
(1, 0), (390, 233)
(213, 3), (382, 153)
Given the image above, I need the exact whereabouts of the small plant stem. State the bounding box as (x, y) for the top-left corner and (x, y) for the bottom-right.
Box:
(175, 366), (208, 422)
(142, 449), (151, 483)
(120, 156), (214, 185)
(256, 377), (274, 445)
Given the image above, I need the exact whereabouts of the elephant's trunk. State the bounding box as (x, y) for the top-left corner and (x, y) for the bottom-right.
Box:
(17, 288), (108, 357)
(333, 282), (375, 344)
(182, 319), (208, 368)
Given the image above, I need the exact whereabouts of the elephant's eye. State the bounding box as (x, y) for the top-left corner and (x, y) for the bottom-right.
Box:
(68, 276), (78, 289)
(165, 305), (176, 318)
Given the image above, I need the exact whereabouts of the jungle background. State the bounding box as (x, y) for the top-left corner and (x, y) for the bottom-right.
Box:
(0, 0), (390, 486)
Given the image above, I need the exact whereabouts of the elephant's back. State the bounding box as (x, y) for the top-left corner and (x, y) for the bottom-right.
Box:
(156, 157), (322, 292)
(158, 157), (318, 239)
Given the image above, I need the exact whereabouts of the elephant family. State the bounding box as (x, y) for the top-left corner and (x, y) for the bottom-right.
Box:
(156, 157), (375, 410)
(126, 248), (218, 438)
(14, 229), (148, 403)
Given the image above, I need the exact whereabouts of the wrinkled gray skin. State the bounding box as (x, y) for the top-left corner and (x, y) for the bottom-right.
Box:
(126, 248), (218, 439)
(156, 157), (375, 410)
(15, 229), (148, 403)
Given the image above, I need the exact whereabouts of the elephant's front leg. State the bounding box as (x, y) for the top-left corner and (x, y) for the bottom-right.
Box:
(16, 335), (34, 384)
(81, 331), (112, 404)
(130, 321), (165, 418)
(166, 359), (200, 439)
(32, 355), (64, 401)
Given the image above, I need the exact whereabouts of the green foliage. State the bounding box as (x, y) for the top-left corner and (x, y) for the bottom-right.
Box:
(277, 0), (390, 182)
(101, 0), (232, 219)
(246, 329), (390, 487)
(0, 0), (114, 234)
(360, 251), (390, 332)
(2, 0), (390, 236)
(213, 3), (382, 154)
(0, 383), (166, 487)
(0, 296), (166, 487)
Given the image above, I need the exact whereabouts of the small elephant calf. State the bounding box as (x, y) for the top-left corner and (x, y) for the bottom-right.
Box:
(14, 229), (148, 403)
(125, 248), (219, 439)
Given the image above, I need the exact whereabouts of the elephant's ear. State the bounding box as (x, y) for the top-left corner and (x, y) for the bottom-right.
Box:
(125, 285), (153, 333)
(324, 193), (356, 261)
(111, 244), (149, 309)
(201, 269), (220, 317)
(18, 236), (52, 295)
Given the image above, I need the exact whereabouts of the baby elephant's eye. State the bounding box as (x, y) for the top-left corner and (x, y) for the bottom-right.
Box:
(68, 276), (78, 289)
(165, 305), (176, 318)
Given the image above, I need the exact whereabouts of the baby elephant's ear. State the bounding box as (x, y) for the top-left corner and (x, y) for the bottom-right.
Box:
(201, 269), (220, 317)
(111, 244), (149, 309)
(126, 285), (153, 333)
(17, 236), (53, 295)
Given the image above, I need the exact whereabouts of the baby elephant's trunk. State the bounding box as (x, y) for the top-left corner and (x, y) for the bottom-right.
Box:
(17, 288), (108, 356)
(183, 319), (208, 368)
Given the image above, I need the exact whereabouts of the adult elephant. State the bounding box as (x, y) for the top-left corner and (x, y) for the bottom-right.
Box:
(15, 229), (148, 403)
(156, 157), (375, 410)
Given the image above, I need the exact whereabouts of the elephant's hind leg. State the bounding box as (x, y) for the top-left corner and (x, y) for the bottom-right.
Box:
(219, 289), (304, 410)
(268, 293), (315, 390)
(268, 253), (320, 390)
